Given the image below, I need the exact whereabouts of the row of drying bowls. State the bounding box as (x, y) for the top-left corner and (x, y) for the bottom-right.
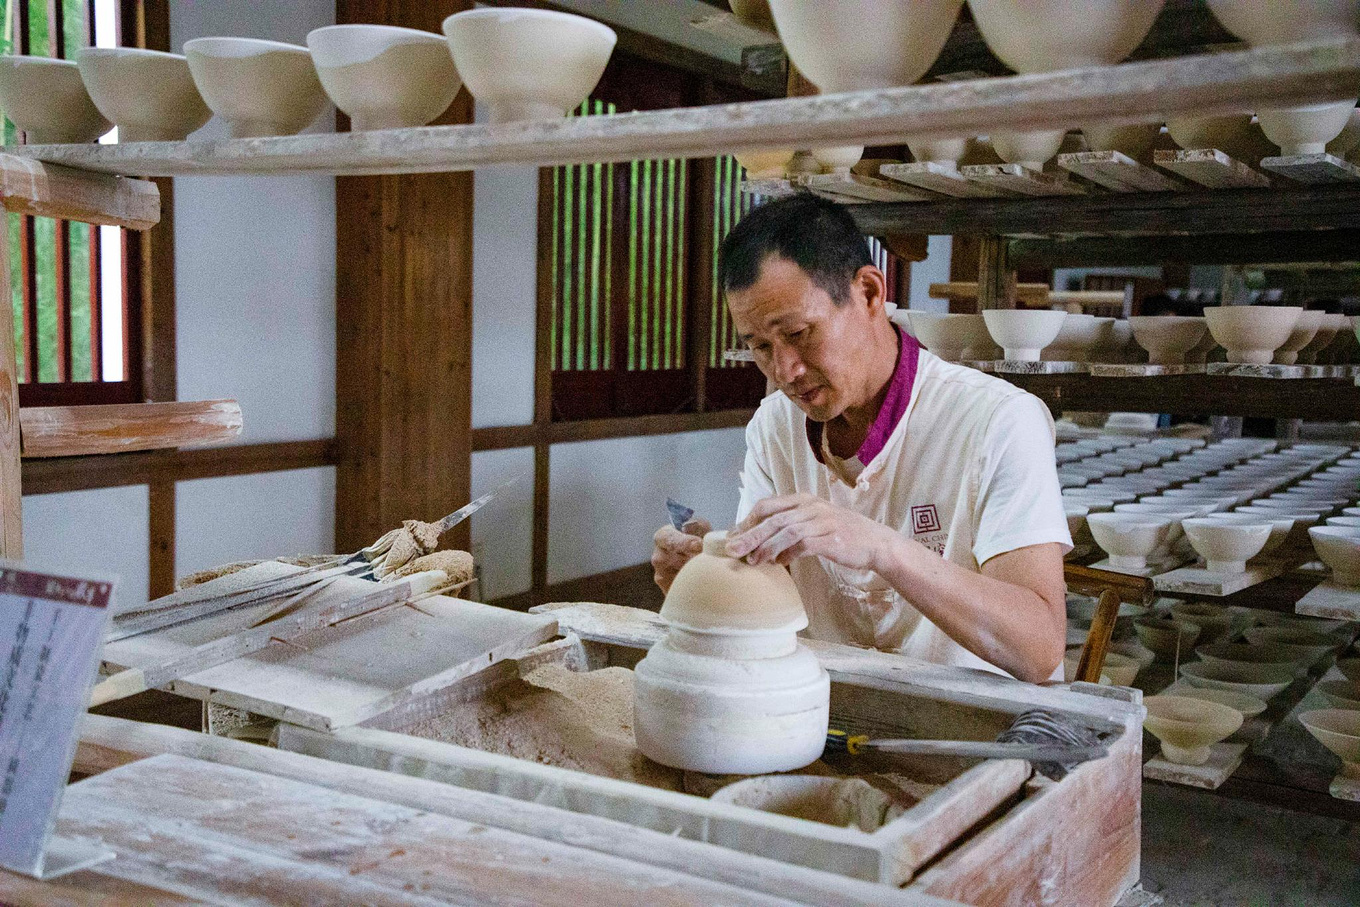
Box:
(896, 307), (1357, 366)
(743, 0), (1360, 172)
(0, 9), (620, 143)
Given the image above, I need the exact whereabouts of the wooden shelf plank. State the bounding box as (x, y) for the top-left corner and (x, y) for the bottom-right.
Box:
(1153, 149), (1271, 189)
(1057, 150), (1188, 192)
(7, 38), (1360, 178)
(1260, 152), (1360, 184)
(999, 373), (1360, 420)
(0, 153), (160, 230)
(880, 162), (1011, 198)
(795, 172), (938, 203)
(19, 400), (243, 458)
(959, 164), (1085, 196)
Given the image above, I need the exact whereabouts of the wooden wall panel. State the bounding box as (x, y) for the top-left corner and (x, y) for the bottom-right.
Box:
(334, 0), (475, 553)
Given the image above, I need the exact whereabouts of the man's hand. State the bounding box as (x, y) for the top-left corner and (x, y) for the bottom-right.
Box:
(726, 494), (896, 571)
(651, 516), (712, 593)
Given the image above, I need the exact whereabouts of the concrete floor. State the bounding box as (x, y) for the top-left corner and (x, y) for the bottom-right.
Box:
(1140, 781), (1360, 907)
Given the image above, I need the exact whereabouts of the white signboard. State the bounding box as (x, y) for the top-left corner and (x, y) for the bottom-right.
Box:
(0, 561), (116, 879)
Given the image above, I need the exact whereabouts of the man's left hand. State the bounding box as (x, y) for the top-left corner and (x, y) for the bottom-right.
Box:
(726, 494), (897, 571)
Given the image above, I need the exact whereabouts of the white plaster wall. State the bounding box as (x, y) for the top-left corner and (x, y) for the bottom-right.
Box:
(171, 0), (336, 445)
(21, 486), (150, 612)
(175, 468), (335, 578)
(469, 448), (535, 599)
(908, 235), (953, 313)
(546, 428), (747, 584)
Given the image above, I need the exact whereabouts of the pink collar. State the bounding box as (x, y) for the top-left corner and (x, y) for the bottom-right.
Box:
(806, 327), (921, 468)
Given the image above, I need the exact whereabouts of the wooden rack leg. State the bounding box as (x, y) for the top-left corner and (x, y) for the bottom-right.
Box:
(0, 231), (20, 558)
(977, 235), (1017, 310)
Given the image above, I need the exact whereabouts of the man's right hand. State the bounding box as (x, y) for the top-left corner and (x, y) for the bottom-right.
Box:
(651, 517), (711, 594)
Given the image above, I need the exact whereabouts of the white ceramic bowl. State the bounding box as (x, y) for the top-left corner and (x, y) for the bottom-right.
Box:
(1272, 309), (1324, 365)
(1204, 306), (1303, 365)
(308, 25), (460, 131)
(1182, 517), (1272, 572)
(0, 55), (110, 143)
(811, 146), (865, 173)
(1200, 512), (1292, 555)
(767, 0), (963, 91)
(1173, 687), (1268, 719)
(1143, 695), (1243, 766)
(982, 309), (1068, 361)
(991, 129), (1067, 169)
(1128, 316), (1208, 365)
(1206, 0), (1360, 46)
(1259, 100), (1360, 157)
(442, 8), (616, 123)
(1166, 113), (1272, 162)
(1086, 512), (1173, 571)
(1082, 122), (1161, 159)
(1299, 709), (1360, 780)
(905, 313), (993, 361)
(1045, 314), (1116, 363)
(1310, 525), (1360, 587)
(967, 0), (1166, 71)
(907, 135), (971, 164)
(76, 47), (209, 142)
(184, 37), (328, 137)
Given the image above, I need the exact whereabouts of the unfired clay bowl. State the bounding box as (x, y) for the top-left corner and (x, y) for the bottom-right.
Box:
(1064, 649), (1140, 687)
(1128, 316), (1208, 365)
(1317, 680), (1360, 712)
(662, 532), (806, 631)
(1203, 306), (1303, 365)
(1173, 687), (1268, 719)
(76, 47), (209, 142)
(1337, 658), (1360, 689)
(1045, 314), (1115, 363)
(1182, 517), (1272, 573)
(981, 309), (1068, 361)
(1242, 626), (1337, 662)
(907, 136), (971, 164)
(1299, 709), (1360, 780)
(1310, 526), (1360, 586)
(906, 313), (993, 361)
(1196, 642), (1300, 673)
(811, 146), (864, 173)
(0, 55), (110, 143)
(767, 0), (964, 91)
(1199, 512), (1291, 555)
(1143, 695), (1243, 766)
(1273, 309), (1323, 364)
(1086, 512), (1172, 571)
(735, 149), (797, 178)
(1206, 0), (1360, 46)
(442, 8), (616, 123)
(1166, 113), (1272, 161)
(1297, 316), (1343, 364)
(1179, 661), (1295, 700)
(308, 25), (460, 131)
(1081, 122), (1161, 160)
(1170, 601), (1232, 643)
(990, 129), (1067, 170)
(1134, 616), (1201, 661)
(966, 0), (1166, 71)
(184, 38), (328, 137)
(1259, 100), (1360, 156)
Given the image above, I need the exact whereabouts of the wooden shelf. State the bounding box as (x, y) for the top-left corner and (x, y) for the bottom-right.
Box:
(6, 38), (1359, 178)
(19, 400), (243, 459)
(999, 373), (1359, 420)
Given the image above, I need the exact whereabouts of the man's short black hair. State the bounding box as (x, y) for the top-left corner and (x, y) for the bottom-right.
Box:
(718, 192), (872, 305)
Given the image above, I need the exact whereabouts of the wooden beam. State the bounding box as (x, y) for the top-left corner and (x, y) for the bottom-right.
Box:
(1005, 373), (1360, 421)
(13, 38), (1360, 177)
(471, 409), (758, 452)
(851, 182), (1360, 237)
(20, 438), (337, 495)
(334, 0), (475, 553)
(0, 203), (18, 558)
(0, 153), (160, 229)
(976, 236), (1016, 310)
(148, 480), (174, 598)
(1009, 230), (1360, 269)
(18, 400), (243, 458)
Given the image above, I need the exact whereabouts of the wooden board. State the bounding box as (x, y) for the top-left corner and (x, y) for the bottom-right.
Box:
(796, 172), (937, 203)
(12, 39), (1360, 177)
(1153, 558), (1293, 597)
(101, 576), (558, 731)
(1260, 152), (1360, 184)
(45, 754), (841, 907)
(0, 153), (159, 230)
(994, 360), (1089, 375)
(879, 162), (1010, 198)
(1152, 149), (1271, 189)
(740, 177), (797, 198)
(1056, 151), (1187, 192)
(1089, 363), (1205, 377)
(1205, 362), (1308, 379)
(18, 400), (243, 458)
(70, 716), (951, 907)
(1296, 579), (1360, 620)
(958, 164), (1085, 196)
(1143, 741), (1248, 790)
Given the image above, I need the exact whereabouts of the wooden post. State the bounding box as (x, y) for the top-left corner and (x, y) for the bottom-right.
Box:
(0, 220), (20, 558)
(976, 235), (1017, 310)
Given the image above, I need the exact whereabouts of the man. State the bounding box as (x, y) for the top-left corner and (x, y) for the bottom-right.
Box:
(652, 194), (1069, 683)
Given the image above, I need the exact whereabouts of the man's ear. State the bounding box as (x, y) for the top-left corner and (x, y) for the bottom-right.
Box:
(854, 265), (888, 312)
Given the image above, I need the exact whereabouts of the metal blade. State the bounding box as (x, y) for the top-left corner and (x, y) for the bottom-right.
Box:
(435, 475), (522, 534)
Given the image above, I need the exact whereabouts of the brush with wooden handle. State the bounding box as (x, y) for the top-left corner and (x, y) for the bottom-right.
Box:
(825, 710), (1108, 781)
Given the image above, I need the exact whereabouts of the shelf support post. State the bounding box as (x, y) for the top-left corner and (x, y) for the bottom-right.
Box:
(0, 222), (20, 557)
(976, 235), (1016, 309)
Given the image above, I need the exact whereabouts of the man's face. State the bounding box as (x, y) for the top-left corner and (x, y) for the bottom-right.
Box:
(728, 255), (883, 422)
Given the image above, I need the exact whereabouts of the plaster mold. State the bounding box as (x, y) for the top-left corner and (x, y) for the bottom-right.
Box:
(308, 25), (460, 131)
(0, 55), (110, 144)
(76, 48), (209, 142)
(184, 38), (328, 138)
